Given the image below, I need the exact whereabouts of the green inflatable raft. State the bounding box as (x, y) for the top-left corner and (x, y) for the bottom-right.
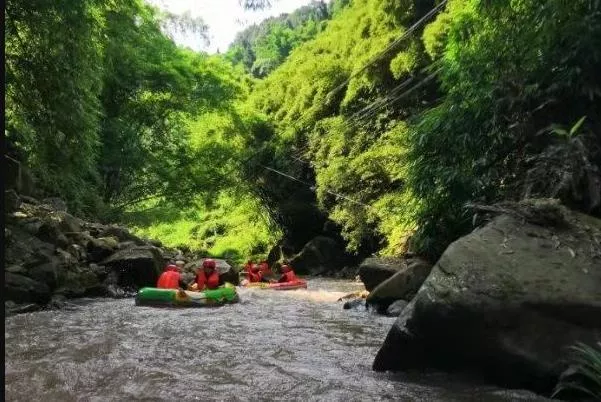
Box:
(135, 284), (239, 307)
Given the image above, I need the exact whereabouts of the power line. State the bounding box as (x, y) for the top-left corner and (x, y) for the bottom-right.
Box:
(345, 60), (443, 126)
(259, 164), (371, 208)
(325, 0), (448, 101)
(344, 67), (442, 130)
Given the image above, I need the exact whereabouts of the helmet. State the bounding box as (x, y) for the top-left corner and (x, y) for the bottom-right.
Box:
(166, 264), (178, 272)
(175, 260), (185, 267)
(281, 264), (291, 272)
(202, 259), (216, 269)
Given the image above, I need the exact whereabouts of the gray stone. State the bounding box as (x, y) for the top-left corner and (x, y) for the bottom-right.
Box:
(6, 264), (27, 275)
(359, 257), (406, 291)
(343, 298), (366, 310)
(28, 261), (59, 290)
(5, 272), (51, 304)
(67, 244), (87, 261)
(386, 300), (408, 317)
(289, 236), (349, 275)
(99, 226), (146, 245)
(52, 211), (82, 233)
(373, 205), (601, 394)
(5, 189), (21, 212)
(366, 257), (432, 308)
(86, 236), (119, 262)
(101, 246), (163, 288)
(42, 197), (68, 212)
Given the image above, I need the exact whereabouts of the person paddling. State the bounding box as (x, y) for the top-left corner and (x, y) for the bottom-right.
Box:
(244, 260), (253, 274)
(193, 259), (220, 290)
(157, 263), (185, 289)
(277, 264), (297, 283)
(247, 264), (263, 283)
(259, 260), (273, 277)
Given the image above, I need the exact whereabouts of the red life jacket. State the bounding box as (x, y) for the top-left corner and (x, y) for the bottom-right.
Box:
(196, 269), (220, 290)
(157, 270), (180, 289)
(259, 262), (272, 276)
(278, 270), (297, 283)
(248, 270), (262, 283)
(244, 262), (253, 272)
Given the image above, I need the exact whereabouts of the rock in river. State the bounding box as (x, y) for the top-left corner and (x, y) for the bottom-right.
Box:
(366, 257), (432, 310)
(373, 202), (601, 394)
(101, 246), (163, 288)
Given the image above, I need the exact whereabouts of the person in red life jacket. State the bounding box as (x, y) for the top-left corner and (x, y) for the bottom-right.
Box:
(157, 264), (182, 289)
(194, 259), (220, 290)
(259, 260), (273, 277)
(247, 264), (263, 283)
(278, 264), (297, 283)
(244, 260), (253, 273)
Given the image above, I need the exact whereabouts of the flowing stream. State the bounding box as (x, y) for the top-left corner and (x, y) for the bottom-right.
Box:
(5, 278), (547, 401)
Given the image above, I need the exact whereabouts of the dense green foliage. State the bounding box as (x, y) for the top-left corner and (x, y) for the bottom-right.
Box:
(6, 0), (239, 216)
(6, 0), (600, 261)
(5, 0), (106, 214)
(408, 0), (601, 257)
(248, 0), (601, 258)
(5, 0), (277, 258)
(225, 1), (335, 77)
(248, 0), (441, 255)
(553, 342), (601, 400)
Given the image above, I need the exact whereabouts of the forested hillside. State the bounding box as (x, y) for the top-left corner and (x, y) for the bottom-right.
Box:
(225, 0), (339, 77)
(247, 0), (601, 259)
(5, 0), (600, 263)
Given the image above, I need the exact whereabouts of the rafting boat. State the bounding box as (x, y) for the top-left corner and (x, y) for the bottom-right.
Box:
(135, 283), (239, 307)
(240, 279), (308, 290)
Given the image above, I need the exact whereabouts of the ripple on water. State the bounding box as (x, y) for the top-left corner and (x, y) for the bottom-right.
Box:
(5, 278), (547, 401)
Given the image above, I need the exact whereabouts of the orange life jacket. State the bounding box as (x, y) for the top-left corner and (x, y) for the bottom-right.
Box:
(278, 270), (297, 283)
(195, 269), (220, 290)
(248, 270), (262, 283)
(157, 270), (180, 289)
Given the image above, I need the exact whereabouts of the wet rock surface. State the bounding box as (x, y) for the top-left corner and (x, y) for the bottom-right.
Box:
(373, 202), (601, 395)
(3, 194), (176, 311)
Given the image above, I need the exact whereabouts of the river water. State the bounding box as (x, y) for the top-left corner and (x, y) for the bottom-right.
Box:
(5, 278), (547, 401)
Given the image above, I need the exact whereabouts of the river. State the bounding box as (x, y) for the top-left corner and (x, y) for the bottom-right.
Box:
(5, 278), (547, 401)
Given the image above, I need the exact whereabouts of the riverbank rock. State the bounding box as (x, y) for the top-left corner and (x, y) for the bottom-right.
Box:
(87, 236), (119, 262)
(359, 257), (406, 291)
(98, 225), (146, 245)
(5, 272), (52, 304)
(4, 193), (168, 313)
(101, 246), (163, 288)
(366, 257), (432, 309)
(5, 189), (21, 212)
(386, 300), (408, 317)
(289, 236), (349, 275)
(373, 201), (601, 394)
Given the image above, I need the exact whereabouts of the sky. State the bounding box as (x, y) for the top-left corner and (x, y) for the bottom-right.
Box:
(146, 0), (316, 53)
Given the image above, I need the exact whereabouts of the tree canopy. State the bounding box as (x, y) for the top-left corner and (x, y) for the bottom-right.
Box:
(6, 0), (600, 262)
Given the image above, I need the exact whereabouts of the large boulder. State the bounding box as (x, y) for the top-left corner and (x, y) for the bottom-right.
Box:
(359, 257), (406, 291)
(86, 236), (119, 262)
(41, 197), (68, 212)
(5, 272), (52, 304)
(101, 246), (163, 288)
(373, 203), (601, 394)
(5, 189), (21, 212)
(55, 266), (105, 298)
(386, 300), (409, 317)
(52, 211), (82, 233)
(289, 236), (349, 274)
(366, 257), (432, 309)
